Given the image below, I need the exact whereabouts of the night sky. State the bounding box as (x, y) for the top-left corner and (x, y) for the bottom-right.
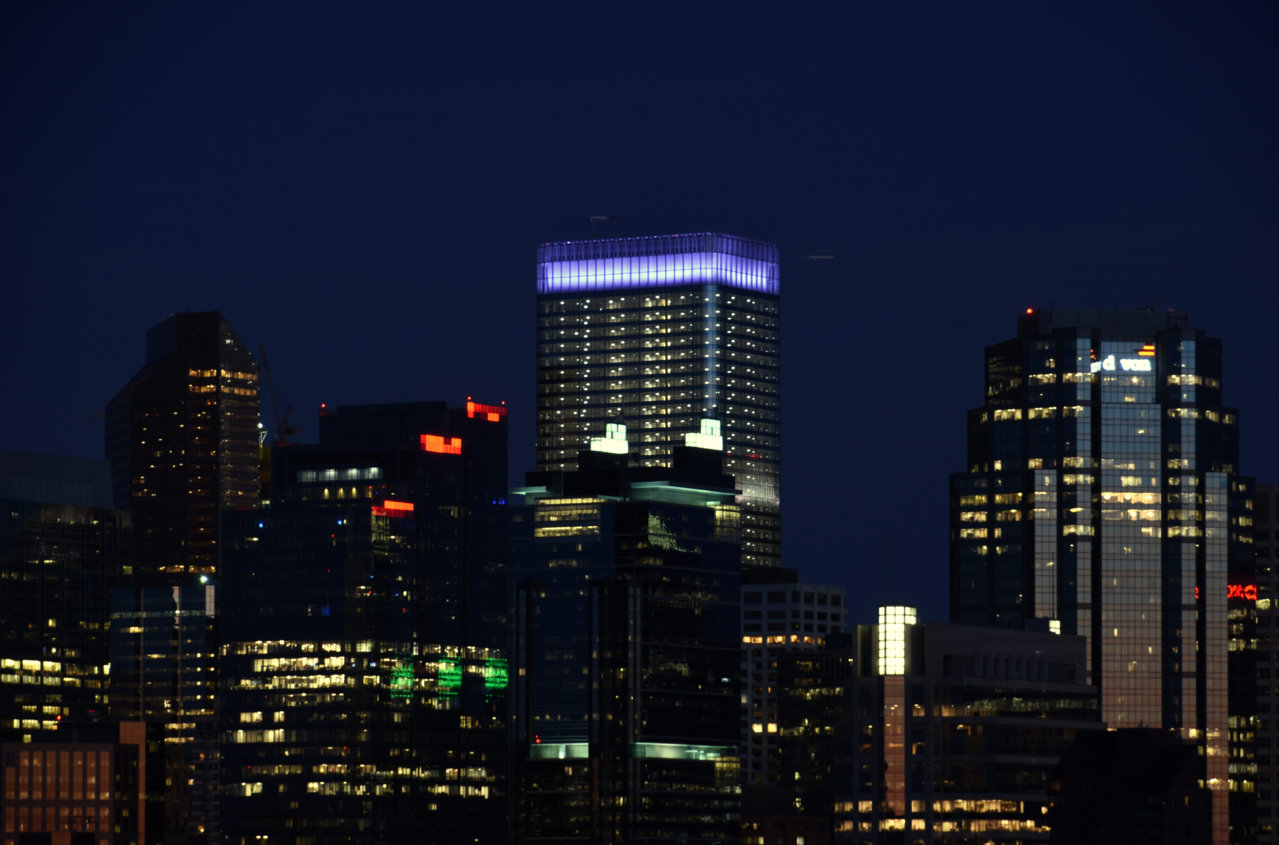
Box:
(3, 3), (1276, 625)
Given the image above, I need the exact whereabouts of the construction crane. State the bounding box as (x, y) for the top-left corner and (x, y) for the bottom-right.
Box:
(258, 344), (300, 446)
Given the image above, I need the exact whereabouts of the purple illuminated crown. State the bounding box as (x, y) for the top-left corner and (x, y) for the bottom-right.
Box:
(537, 233), (779, 295)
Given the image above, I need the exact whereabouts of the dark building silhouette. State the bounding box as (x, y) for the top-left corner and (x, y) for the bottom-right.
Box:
(218, 399), (509, 844)
(510, 425), (743, 843)
(536, 232), (782, 568)
(105, 311), (259, 584)
(0, 451), (128, 743)
(950, 309), (1255, 844)
(1048, 728), (1212, 844)
(833, 611), (1099, 843)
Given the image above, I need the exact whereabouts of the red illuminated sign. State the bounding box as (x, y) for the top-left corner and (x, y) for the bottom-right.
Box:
(466, 399), (507, 423)
(1228, 583), (1258, 601)
(372, 500), (414, 518)
(1195, 583), (1260, 601)
(421, 434), (463, 455)
(1137, 344), (1156, 357)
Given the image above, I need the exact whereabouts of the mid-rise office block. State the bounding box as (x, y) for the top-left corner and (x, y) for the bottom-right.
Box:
(741, 570), (847, 788)
(1, 721), (148, 845)
(510, 425), (743, 843)
(105, 311), (259, 584)
(834, 609), (1100, 844)
(0, 451), (128, 742)
(949, 309), (1255, 844)
(537, 233), (782, 567)
(219, 399), (509, 843)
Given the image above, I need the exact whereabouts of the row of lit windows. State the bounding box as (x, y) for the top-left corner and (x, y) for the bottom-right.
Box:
(188, 368), (257, 381)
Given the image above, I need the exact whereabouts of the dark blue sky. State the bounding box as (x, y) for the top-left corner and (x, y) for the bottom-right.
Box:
(3, 2), (1276, 624)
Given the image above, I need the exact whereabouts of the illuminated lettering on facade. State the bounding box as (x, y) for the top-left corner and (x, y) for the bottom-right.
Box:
(1196, 583), (1259, 601)
(1228, 583), (1258, 601)
(1089, 354), (1153, 374)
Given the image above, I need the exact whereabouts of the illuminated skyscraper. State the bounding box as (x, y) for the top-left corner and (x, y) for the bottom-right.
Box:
(537, 232), (782, 567)
(950, 309), (1255, 845)
(105, 311), (260, 583)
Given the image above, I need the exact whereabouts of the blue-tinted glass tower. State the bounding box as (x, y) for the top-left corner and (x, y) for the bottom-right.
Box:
(537, 233), (782, 567)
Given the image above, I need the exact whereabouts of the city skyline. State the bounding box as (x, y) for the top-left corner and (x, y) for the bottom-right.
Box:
(3, 3), (1277, 622)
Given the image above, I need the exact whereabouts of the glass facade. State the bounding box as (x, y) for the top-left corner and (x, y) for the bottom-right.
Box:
(950, 309), (1254, 845)
(509, 449), (743, 843)
(537, 233), (782, 567)
(110, 582), (219, 843)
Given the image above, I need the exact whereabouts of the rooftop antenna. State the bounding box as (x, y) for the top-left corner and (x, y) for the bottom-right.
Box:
(590, 215), (617, 237)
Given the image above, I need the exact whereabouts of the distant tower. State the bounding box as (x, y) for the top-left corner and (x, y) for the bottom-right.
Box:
(949, 308), (1255, 845)
(536, 232), (782, 567)
(105, 311), (259, 583)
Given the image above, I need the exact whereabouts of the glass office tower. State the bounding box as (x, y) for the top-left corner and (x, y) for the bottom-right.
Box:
(537, 233), (782, 567)
(950, 309), (1255, 845)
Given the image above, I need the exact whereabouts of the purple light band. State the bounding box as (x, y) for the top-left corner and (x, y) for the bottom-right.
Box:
(539, 251), (778, 295)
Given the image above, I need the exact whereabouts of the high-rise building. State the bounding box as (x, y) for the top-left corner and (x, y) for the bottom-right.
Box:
(536, 232), (782, 567)
(509, 425), (743, 843)
(833, 608), (1100, 843)
(1254, 482), (1278, 845)
(949, 309), (1255, 844)
(0, 451), (129, 742)
(105, 311), (259, 584)
(218, 399), (510, 843)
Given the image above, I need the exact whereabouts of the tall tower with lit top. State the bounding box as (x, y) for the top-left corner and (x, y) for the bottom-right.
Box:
(536, 232), (782, 567)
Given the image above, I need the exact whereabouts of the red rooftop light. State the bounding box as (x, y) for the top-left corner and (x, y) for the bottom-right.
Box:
(466, 400), (507, 422)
